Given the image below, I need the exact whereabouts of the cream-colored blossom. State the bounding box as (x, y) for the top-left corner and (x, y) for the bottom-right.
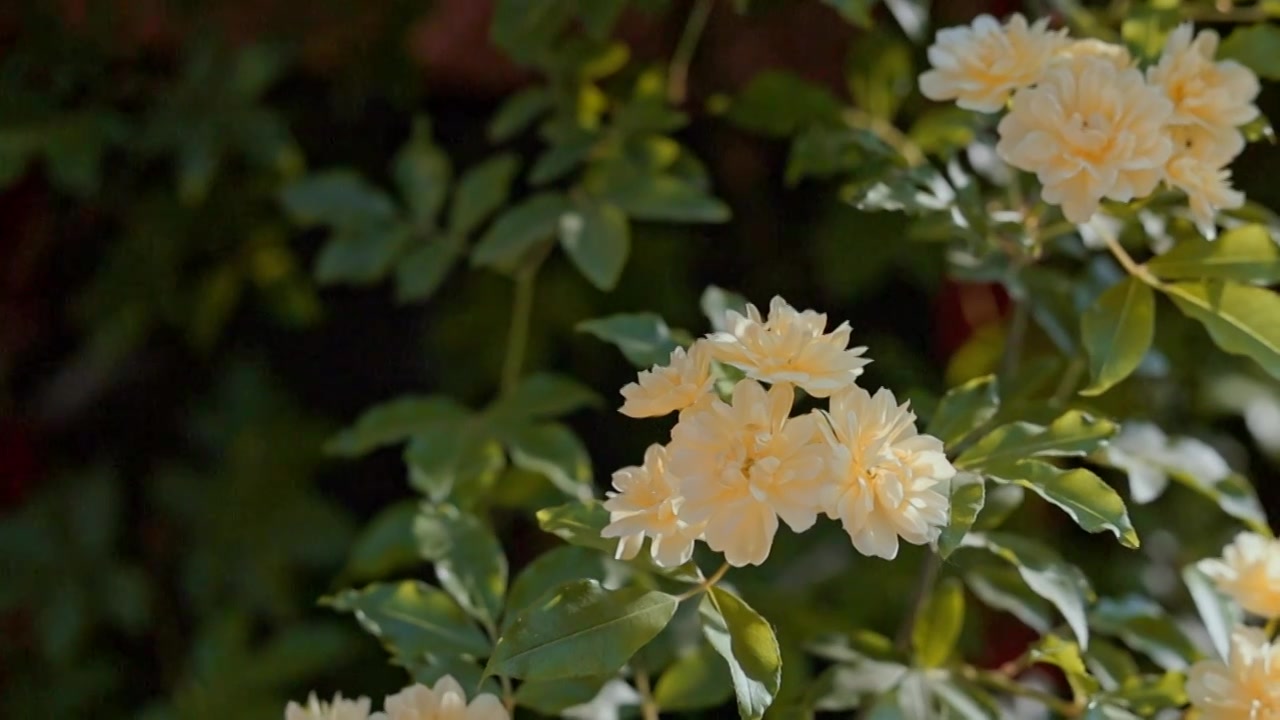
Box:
(1186, 627), (1280, 719)
(600, 444), (703, 568)
(706, 296), (869, 398)
(820, 386), (953, 560)
(918, 13), (1069, 113)
(619, 342), (714, 418)
(371, 676), (507, 720)
(1052, 39), (1133, 71)
(667, 380), (828, 567)
(1202, 532), (1280, 619)
(1165, 126), (1246, 227)
(996, 57), (1174, 223)
(1148, 24), (1260, 134)
(287, 693), (373, 720)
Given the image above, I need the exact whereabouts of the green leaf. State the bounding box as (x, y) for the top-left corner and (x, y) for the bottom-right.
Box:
(536, 500), (617, 554)
(587, 161), (730, 223)
(515, 676), (612, 713)
(1081, 278), (1155, 396)
(449, 153), (521, 238)
(809, 659), (908, 711)
(1173, 472), (1269, 536)
(314, 224), (412, 285)
(1183, 564), (1242, 660)
(956, 411), (1118, 470)
(280, 170), (398, 228)
(961, 533), (1094, 648)
(471, 193), (570, 271)
(982, 460), (1139, 548)
(561, 197), (631, 291)
(1111, 671), (1188, 716)
(722, 71), (843, 137)
(1085, 638), (1141, 691)
(908, 107), (982, 157)
(700, 586), (782, 720)
(339, 500), (420, 584)
(489, 373), (602, 425)
(322, 581), (490, 661)
(408, 656), (499, 697)
(1147, 225), (1280, 283)
(394, 117), (452, 229)
(821, 0), (879, 27)
(325, 396), (468, 457)
(1162, 280), (1280, 381)
(848, 33), (914, 122)
(1219, 24), (1280, 80)
(404, 422), (506, 502)
(927, 375), (999, 446)
(487, 579), (678, 680)
(530, 133), (596, 185)
(964, 563), (1053, 634)
(503, 422), (593, 499)
(488, 87), (553, 142)
(414, 504), (508, 627)
(938, 473), (984, 559)
(504, 546), (611, 631)
(654, 644), (735, 711)
(971, 484), (1025, 531)
(577, 0), (628, 38)
(577, 312), (681, 368)
(1089, 596), (1201, 670)
(1028, 634), (1099, 697)
(394, 237), (461, 303)
(912, 577), (964, 668)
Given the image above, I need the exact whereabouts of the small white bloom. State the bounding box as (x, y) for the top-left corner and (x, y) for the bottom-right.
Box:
(819, 385), (954, 560)
(1201, 532), (1280, 619)
(286, 693), (373, 720)
(918, 13), (1070, 113)
(1186, 627), (1280, 719)
(619, 342), (715, 418)
(371, 676), (508, 720)
(706, 296), (870, 398)
(600, 444), (703, 568)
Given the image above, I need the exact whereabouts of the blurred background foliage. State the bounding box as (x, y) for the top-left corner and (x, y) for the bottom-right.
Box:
(3, 0), (1280, 717)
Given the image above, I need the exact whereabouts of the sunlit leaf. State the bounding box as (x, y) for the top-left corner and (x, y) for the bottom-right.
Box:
(577, 312), (681, 368)
(1147, 225), (1280, 283)
(1162, 280), (1280, 381)
(414, 504), (508, 627)
(700, 586), (782, 720)
(912, 577), (964, 668)
(322, 581), (490, 661)
(982, 460), (1139, 548)
(1081, 277), (1155, 396)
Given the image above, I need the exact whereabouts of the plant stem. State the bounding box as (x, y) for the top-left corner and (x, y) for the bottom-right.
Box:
(675, 561), (731, 601)
(500, 255), (543, 394)
(667, 0), (713, 104)
(635, 668), (660, 720)
(1051, 356), (1087, 406)
(1099, 226), (1158, 286)
(999, 298), (1030, 385)
(894, 551), (941, 654)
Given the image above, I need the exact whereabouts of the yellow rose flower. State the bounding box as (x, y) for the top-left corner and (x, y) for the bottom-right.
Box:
(820, 385), (953, 560)
(1202, 532), (1280, 618)
(371, 677), (508, 720)
(1165, 126), (1246, 228)
(706, 296), (870, 398)
(619, 341), (714, 418)
(996, 57), (1174, 223)
(1186, 627), (1280, 720)
(1148, 24), (1260, 135)
(287, 693), (373, 720)
(600, 444), (704, 568)
(668, 380), (828, 567)
(918, 13), (1069, 113)
(1052, 38), (1133, 71)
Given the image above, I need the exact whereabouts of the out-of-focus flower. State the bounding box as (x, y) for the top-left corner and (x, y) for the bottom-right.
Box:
(1186, 627), (1280, 719)
(600, 444), (703, 568)
(1103, 420), (1232, 504)
(1202, 532), (1280, 618)
(1164, 126), (1246, 227)
(619, 342), (714, 418)
(286, 693), (373, 720)
(997, 57), (1173, 223)
(706, 296), (869, 398)
(918, 13), (1069, 113)
(668, 380), (828, 567)
(371, 676), (508, 720)
(1052, 38), (1133, 70)
(820, 386), (953, 560)
(1148, 24), (1260, 135)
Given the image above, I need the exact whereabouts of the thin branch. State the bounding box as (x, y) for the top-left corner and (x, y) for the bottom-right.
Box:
(667, 0), (713, 104)
(675, 561), (731, 601)
(635, 668), (660, 720)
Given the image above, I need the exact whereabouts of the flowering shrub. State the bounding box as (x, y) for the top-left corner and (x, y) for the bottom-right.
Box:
(6, 1), (1280, 719)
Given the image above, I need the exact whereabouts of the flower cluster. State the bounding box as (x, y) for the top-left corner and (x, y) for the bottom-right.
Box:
(285, 676), (508, 720)
(602, 296), (956, 567)
(1186, 533), (1280, 718)
(920, 14), (1259, 227)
